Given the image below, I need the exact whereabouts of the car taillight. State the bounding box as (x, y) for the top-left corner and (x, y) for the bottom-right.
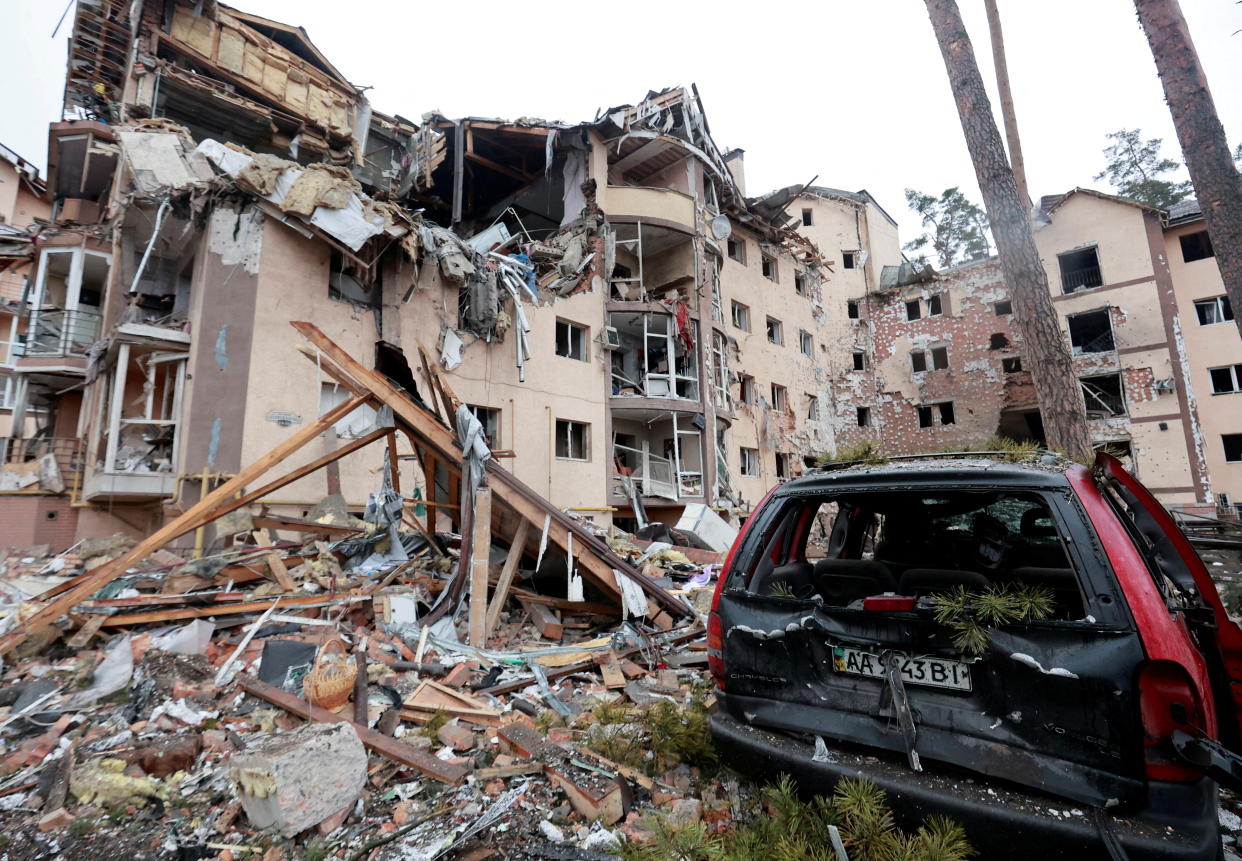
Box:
(707, 612), (725, 690)
(1138, 661), (1205, 782)
(864, 595), (916, 611)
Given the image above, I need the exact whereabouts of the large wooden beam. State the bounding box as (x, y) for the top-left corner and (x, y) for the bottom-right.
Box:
(293, 320), (690, 618)
(290, 322), (688, 619)
(469, 487), (492, 647)
(486, 518), (529, 635)
(0, 394), (370, 655)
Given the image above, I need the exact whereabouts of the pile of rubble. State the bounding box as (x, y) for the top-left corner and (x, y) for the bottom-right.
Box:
(0, 332), (746, 861)
(0, 519), (731, 860)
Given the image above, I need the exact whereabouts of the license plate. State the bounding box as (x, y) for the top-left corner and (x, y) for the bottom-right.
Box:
(831, 646), (971, 692)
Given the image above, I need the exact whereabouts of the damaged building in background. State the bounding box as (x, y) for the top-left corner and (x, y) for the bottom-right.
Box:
(828, 188), (1242, 516)
(0, 0), (1239, 555)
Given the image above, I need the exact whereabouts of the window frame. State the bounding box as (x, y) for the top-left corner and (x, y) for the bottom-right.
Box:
(555, 318), (589, 361)
(857, 406), (871, 427)
(994, 300), (1013, 316)
(770, 382), (788, 412)
(798, 329), (813, 356)
(801, 208), (813, 227)
(1195, 296), (1234, 326)
(852, 351), (866, 371)
(740, 446), (760, 476)
(728, 237), (746, 264)
(1224, 434), (1242, 464)
(1209, 364), (1242, 395)
(761, 254), (779, 282)
(1179, 230), (1214, 263)
(766, 316), (784, 345)
(731, 300), (751, 331)
(554, 418), (591, 461)
(847, 300), (860, 320)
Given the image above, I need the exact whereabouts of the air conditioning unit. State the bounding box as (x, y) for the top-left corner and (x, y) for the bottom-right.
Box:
(601, 326), (622, 349)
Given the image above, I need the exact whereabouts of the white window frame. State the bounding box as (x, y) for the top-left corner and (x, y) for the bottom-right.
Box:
(555, 419), (590, 461)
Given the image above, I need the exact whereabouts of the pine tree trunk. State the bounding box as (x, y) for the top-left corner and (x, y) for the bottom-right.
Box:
(1135, 0), (1242, 342)
(923, 0), (1092, 459)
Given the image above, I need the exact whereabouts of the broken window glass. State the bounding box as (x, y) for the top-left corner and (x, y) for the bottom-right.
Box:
(1209, 365), (1242, 395)
(740, 447), (759, 476)
(1180, 230), (1214, 263)
(905, 300), (921, 321)
(766, 316), (783, 345)
(1081, 374), (1126, 416)
(555, 319), (588, 361)
(857, 406), (871, 427)
(770, 383), (787, 411)
(799, 330), (813, 356)
(1059, 246), (1103, 294)
(761, 254), (778, 282)
(931, 347), (949, 370)
(1068, 309), (1115, 354)
(911, 350), (927, 373)
(1195, 296), (1233, 325)
(852, 351), (866, 371)
(555, 419), (589, 460)
(731, 301), (750, 331)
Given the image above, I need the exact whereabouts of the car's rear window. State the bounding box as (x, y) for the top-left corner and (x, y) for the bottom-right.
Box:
(736, 488), (1089, 620)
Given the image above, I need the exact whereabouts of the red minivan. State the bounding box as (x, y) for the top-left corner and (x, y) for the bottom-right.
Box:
(709, 452), (1242, 859)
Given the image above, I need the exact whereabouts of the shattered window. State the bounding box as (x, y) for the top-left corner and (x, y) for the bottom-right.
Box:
(857, 406), (871, 427)
(739, 374), (757, 405)
(1180, 230), (1214, 263)
(728, 238), (746, 263)
(931, 346), (949, 370)
(1225, 434), (1242, 463)
(1209, 365), (1242, 394)
(770, 383), (788, 412)
(995, 300), (1012, 316)
(799, 330), (813, 356)
(911, 350), (927, 373)
(775, 452), (790, 479)
(847, 300), (860, 319)
(1059, 246), (1103, 294)
(467, 404), (501, 446)
(555, 319), (588, 361)
(938, 402), (955, 425)
(852, 351), (866, 371)
(794, 272), (807, 297)
(766, 317), (784, 345)
(806, 395), (820, 421)
(731, 301), (751, 331)
(761, 254), (778, 282)
(1002, 356), (1023, 373)
(737, 490), (1083, 618)
(555, 419), (590, 460)
(1081, 374), (1126, 417)
(917, 405), (933, 428)
(802, 208), (813, 227)
(740, 447), (759, 476)
(927, 293), (943, 316)
(843, 252), (857, 270)
(905, 300), (921, 321)
(1195, 296), (1233, 325)
(1068, 309), (1115, 354)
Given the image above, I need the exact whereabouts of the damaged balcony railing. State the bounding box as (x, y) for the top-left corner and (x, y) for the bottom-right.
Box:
(612, 437), (704, 502)
(0, 436), (84, 493)
(20, 309), (101, 357)
(1062, 266), (1102, 293)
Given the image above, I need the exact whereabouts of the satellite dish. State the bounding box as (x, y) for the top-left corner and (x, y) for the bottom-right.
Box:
(710, 215), (732, 240)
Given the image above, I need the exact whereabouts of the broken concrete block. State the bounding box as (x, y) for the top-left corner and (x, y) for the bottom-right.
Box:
(229, 722), (367, 836)
(667, 798), (702, 826)
(37, 807), (75, 832)
(436, 723), (475, 751)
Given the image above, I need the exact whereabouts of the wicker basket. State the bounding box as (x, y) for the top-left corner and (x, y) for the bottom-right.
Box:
(303, 636), (357, 712)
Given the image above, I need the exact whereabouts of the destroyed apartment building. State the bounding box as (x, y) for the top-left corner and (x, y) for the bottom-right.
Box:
(0, 0), (1239, 557)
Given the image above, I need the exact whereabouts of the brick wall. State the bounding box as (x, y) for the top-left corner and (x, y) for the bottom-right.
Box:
(0, 497), (80, 551)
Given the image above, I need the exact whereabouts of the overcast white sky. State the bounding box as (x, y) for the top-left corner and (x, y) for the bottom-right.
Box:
(1, 0), (1239, 242)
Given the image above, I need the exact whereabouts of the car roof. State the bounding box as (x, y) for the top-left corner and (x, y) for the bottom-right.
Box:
(781, 453), (1078, 493)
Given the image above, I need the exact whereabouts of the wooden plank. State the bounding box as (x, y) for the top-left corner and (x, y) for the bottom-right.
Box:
(469, 487), (492, 648)
(237, 676), (468, 785)
(387, 432), (401, 494)
(481, 627), (704, 696)
(290, 324), (666, 612)
(464, 150), (534, 184)
(82, 591), (247, 609)
(265, 553), (295, 592)
(66, 614), (106, 648)
(599, 652), (627, 689)
(517, 598), (563, 641)
(250, 515), (361, 537)
(510, 588), (621, 618)
(0, 393), (371, 656)
(195, 425), (389, 525)
(485, 518), (529, 635)
(99, 594), (368, 626)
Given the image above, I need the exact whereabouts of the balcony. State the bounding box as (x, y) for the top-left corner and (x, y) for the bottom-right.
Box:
(611, 414), (705, 505)
(605, 186), (695, 232)
(1062, 266), (1102, 294)
(0, 437), (83, 494)
(609, 310), (700, 404)
(20, 308), (101, 358)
